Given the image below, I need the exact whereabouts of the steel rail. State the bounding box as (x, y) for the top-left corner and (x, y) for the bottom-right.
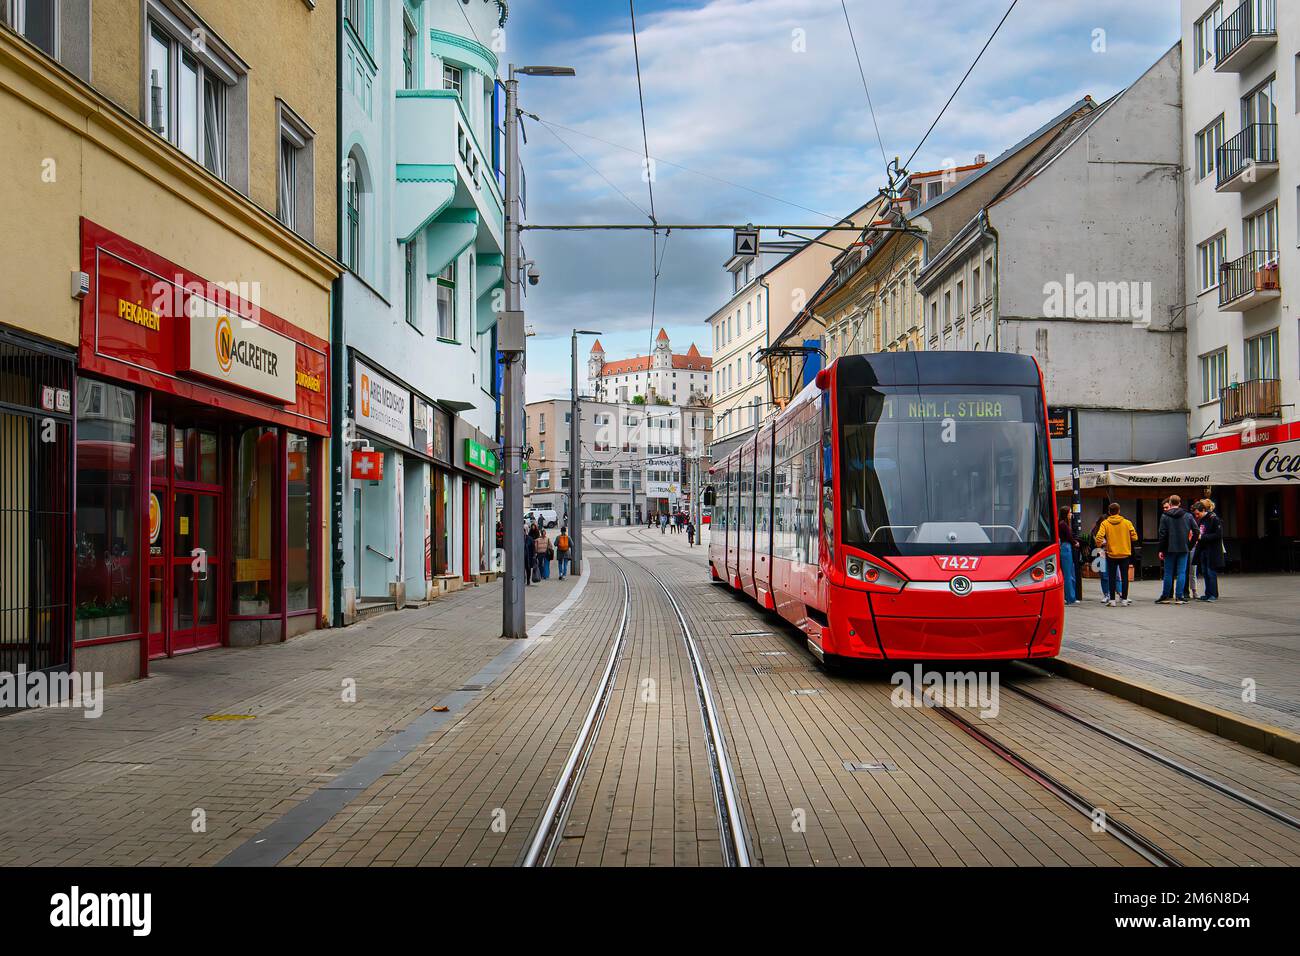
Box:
(593, 530), (752, 867)
(521, 552), (632, 867)
(932, 700), (1183, 867)
(1004, 680), (1300, 832)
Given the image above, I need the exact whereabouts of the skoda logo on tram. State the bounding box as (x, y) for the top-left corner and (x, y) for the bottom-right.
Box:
(949, 575), (973, 597)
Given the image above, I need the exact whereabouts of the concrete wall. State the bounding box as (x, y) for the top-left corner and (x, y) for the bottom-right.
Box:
(993, 44), (1188, 438)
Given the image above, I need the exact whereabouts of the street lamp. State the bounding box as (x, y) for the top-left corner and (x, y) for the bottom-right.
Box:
(571, 328), (602, 575)
(502, 63), (575, 640)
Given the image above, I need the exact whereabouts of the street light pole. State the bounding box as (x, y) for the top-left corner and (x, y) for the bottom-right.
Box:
(570, 328), (602, 574)
(501, 64), (575, 640)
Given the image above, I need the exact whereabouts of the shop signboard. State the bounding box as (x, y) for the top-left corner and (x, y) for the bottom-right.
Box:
(353, 358), (412, 447)
(351, 449), (384, 481)
(464, 438), (497, 476)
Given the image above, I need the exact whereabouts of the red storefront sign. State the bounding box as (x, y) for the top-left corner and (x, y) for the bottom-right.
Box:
(1195, 421), (1300, 457)
(351, 450), (384, 481)
(78, 219), (330, 435)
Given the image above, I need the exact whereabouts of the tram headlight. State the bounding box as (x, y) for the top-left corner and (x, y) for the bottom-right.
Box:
(1012, 557), (1058, 590)
(846, 556), (904, 591)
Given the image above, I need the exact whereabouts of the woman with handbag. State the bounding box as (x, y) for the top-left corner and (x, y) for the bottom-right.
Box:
(1192, 501), (1223, 601)
(534, 528), (552, 580)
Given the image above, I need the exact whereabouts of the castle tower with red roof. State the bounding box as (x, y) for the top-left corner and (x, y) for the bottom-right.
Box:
(588, 329), (712, 405)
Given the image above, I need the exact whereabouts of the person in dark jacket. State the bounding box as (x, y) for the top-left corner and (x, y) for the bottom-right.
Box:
(525, 522), (540, 585)
(1192, 501), (1223, 601)
(1156, 494), (1196, 604)
(1057, 506), (1079, 605)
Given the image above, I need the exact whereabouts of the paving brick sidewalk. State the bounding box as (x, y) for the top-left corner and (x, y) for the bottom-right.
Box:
(0, 575), (579, 866)
(1062, 573), (1300, 734)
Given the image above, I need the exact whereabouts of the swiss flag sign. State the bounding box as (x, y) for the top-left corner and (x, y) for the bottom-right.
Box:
(351, 450), (384, 481)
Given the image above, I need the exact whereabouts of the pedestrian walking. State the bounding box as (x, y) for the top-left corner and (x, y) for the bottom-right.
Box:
(534, 527), (552, 580)
(524, 522), (537, 586)
(555, 526), (572, 580)
(1089, 514), (1111, 604)
(1094, 502), (1137, 607)
(660, 513), (667, 534)
(1156, 494), (1196, 604)
(686, 518), (696, 547)
(1192, 501), (1223, 602)
(1057, 506), (1079, 605)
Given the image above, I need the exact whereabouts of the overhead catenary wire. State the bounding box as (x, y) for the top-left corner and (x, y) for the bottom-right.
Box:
(537, 121), (652, 220)
(628, 0), (664, 370)
(840, 0), (890, 182)
(903, 0), (1021, 172)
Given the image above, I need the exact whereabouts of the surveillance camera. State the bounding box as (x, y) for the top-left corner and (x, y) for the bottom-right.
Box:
(527, 264), (541, 286)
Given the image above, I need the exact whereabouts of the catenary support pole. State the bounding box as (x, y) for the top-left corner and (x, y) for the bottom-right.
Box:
(501, 68), (525, 639)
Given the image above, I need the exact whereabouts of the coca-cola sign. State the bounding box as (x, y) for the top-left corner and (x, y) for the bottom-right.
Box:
(1254, 446), (1300, 482)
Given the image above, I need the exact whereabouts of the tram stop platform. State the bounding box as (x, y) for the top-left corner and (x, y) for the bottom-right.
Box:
(1054, 573), (1300, 764)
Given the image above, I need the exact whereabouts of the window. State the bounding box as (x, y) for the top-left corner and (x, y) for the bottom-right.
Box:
(943, 290), (952, 329)
(344, 0), (370, 48)
(286, 433), (315, 612)
(9, 0), (57, 57)
(591, 503), (613, 521)
(437, 263), (456, 340)
(346, 155), (363, 273)
(972, 266), (981, 305)
(537, 470), (550, 490)
(1200, 349), (1228, 403)
(1244, 329), (1279, 380)
(402, 14), (417, 90)
(443, 63), (462, 97)
(232, 426), (276, 615)
(926, 181), (942, 202)
(1193, 2), (1223, 70)
(590, 469), (614, 491)
(1197, 233), (1227, 291)
(404, 242), (419, 330)
(955, 280), (965, 318)
(1195, 115), (1225, 181)
(1243, 204), (1279, 259)
(1242, 75), (1277, 127)
(276, 104), (314, 237)
(147, 18), (229, 178)
(75, 381), (139, 640)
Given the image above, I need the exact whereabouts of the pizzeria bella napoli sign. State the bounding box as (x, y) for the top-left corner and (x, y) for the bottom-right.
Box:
(1055, 437), (1300, 491)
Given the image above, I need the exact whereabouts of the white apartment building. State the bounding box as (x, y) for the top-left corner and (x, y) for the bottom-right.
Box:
(707, 249), (774, 454)
(1182, 0), (1296, 452)
(587, 330), (711, 405)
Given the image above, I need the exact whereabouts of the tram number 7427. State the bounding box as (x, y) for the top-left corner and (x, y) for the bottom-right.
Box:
(707, 351), (1064, 664)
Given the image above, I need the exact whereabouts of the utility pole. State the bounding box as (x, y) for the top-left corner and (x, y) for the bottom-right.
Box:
(501, 64), (575, 640)
(570, 329), (601, 574)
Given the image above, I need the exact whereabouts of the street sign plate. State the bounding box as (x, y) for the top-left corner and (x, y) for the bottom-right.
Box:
(733, 228), (759, 257)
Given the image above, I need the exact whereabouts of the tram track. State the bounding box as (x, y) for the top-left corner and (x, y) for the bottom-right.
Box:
(522, 530), (751, 867)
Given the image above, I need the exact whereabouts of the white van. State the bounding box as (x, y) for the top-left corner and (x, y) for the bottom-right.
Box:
(525, 508), (559, 529)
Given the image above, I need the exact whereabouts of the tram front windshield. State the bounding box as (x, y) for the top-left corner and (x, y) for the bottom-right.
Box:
(839, 386), (1054, 557)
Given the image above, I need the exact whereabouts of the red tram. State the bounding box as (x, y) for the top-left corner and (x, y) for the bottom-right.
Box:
(708, 352), (1064, 663)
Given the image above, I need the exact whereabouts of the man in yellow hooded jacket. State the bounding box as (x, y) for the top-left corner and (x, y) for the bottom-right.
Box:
(1094, 502), (1138, 607)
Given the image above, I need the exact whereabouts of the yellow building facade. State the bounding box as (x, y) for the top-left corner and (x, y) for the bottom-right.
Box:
(1, 2), (339, 685)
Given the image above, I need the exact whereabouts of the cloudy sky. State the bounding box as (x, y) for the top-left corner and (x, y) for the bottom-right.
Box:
(504, 0), (1181, 401)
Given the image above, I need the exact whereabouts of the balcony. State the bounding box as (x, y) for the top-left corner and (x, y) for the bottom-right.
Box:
(393, 89), (504, 248)
(1220, 378), (1282, 426)
(1218, 249), (1280, 311)
(1214, 0), (1276, 73)
(1216, 123), (1278, 191)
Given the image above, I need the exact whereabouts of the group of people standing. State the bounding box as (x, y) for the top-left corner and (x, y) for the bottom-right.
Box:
(524, 522), (572, 584)
(1056, 495), (1225, 608)
(649, 511), (697, 546)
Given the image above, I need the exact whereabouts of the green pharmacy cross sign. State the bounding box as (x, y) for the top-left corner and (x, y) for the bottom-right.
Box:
(465, 438), (498, 476)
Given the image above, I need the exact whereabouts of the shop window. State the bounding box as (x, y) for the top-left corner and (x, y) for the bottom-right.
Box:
(232, 426), (276, 615)
(478, 485), (489, 572)
(74, 380), (138, 640)
(172, 426), (218, 484)
(286, 433), (314, 612)
(431, 469), (450, 575)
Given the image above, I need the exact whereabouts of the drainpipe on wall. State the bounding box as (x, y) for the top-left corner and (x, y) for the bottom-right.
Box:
(330, 9), (346, 629)
(977, 208), (1001, 352)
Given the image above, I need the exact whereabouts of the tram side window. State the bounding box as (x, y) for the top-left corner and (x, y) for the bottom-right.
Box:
(756, 439), (771, 549)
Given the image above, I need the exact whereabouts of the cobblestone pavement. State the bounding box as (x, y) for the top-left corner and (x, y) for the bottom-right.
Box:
(2, 526), (1297, 867)
(1062, 573), (1300, 734)
(0, 575), (580, 866)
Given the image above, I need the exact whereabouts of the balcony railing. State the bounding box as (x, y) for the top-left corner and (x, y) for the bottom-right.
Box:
(1216, 123), (1278, 190)
(1219, 249), (1280, 310)
(1221, 378), (1282, 426)
(1215, 0), (1277, 72)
